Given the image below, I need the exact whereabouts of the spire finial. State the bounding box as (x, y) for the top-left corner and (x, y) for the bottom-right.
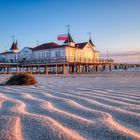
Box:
(11, 35), (15, 42)
(88, 32), (92, 40)
(5, 46), (7, 52)
(37, 40), (39, 46)
(66, 24), (70, 34)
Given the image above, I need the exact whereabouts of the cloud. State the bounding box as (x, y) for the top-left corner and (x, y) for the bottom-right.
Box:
(101, 51), (140, 63)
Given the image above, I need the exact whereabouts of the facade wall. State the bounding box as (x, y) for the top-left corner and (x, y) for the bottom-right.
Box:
(0, 54), (5, 62)
(33, 48), (65, 59)
(19, 47), (33, 62)
(66, 43), (100, 62)
(0, 42), (100, 63)
(0, 53), (19, 63)
(18, 47), (66, 62)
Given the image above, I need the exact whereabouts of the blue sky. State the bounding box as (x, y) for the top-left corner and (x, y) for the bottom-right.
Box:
(0, 0), (140, 54)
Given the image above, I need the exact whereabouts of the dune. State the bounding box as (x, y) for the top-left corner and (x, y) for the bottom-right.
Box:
(0, 72), (140, 140)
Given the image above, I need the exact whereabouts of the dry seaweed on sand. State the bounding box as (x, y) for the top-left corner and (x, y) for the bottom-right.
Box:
(3, 72), (37, 85)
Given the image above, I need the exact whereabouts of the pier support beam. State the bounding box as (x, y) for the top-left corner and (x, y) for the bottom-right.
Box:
(19, 66), (21, 72)
(102, 65), (106, 71)
(63, 64), (67, 74)
(30, 66), (33, 74)
(92, 65), (95, 72)
(66, 64), (70, 74)
(26, 67), (29, 72)
(3, 67), (6, 74)
(69, 65), (72, 73)
(56, 65), (58, 74)
(36, 66), (40, 74)
(109, 65), (112, 71)
(7, 67), (10, 74)
(84, 65), (87, 73)
(16, 66), (19, 74)
(76, 65), (80, 73)
(45, 66), (48, 75)
(74, 64), (76, 74)
(95, 66), (98, 72)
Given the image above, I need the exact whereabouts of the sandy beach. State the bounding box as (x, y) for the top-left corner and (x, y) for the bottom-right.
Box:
(0, 72), (140, 140)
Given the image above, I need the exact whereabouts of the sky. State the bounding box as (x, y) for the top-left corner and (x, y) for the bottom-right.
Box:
(0, 0), (140, 54)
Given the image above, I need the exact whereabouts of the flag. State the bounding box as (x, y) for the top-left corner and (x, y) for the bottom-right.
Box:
(57, 34), (68, 41)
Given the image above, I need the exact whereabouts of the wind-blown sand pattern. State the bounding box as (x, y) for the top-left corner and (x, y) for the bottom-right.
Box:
(0, 72), (140, 140)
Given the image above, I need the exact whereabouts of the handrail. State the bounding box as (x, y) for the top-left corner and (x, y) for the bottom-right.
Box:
(0, 57), (114, 65)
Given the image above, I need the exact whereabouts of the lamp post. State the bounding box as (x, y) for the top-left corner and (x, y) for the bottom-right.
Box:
(107, 50), (109, 60)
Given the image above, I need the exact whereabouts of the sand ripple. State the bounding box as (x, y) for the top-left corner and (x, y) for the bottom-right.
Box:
(0, 73), (140, 140)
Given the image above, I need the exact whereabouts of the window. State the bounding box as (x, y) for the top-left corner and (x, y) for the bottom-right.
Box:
(38, 53), (41, 59)
(55, 51), (60, 57)
(42, 53), (45, 58)
(70, 50), (74, 57)
(46, 52), (51, 58)
(29, 54), (32, 59)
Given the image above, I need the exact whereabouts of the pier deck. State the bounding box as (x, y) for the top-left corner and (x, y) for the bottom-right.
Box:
(0, 59), (139, 74)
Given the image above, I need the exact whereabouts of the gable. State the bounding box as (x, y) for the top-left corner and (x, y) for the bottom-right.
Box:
(20, 47), (33, 55)
(82, 43), (96, 52)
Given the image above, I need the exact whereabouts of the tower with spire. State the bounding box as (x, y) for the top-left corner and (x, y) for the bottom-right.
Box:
(88, 32), (96, 47)
(0, 39), (20, 63)
(63, 25), (75, 47)
(10, 41), (19, 53)
(64, 33), (75, 47)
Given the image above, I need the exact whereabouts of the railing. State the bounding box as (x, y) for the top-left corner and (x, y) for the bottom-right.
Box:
(67, 57), (113, 64)
(22, 57), (67, 64)
(19, 57), (114, 64)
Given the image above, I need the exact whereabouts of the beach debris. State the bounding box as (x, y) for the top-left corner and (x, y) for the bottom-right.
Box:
(4, 72), (37, 85)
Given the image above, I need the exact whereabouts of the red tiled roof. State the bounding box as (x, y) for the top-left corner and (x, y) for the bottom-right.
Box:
(26, 47), (34, 51)
(30, 41), (89, 51)
(32, 42), (67, 51)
